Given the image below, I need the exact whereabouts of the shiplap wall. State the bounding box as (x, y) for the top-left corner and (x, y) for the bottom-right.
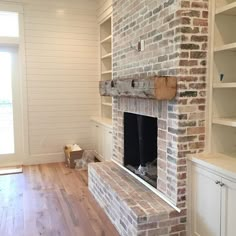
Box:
(97, 0), (112, 23)
(2, 0), (100, 163)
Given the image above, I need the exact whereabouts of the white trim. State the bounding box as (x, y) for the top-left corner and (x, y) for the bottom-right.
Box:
(17, 9), (29, 163)
(0, 3), (28, 166)
(207, 0), (215, 152)
(0, 2), (23, 13)
(24, 153), (64, 166)
(187, 159), (193, 236)
(0, 161), (22, 168)
(0, 37), (19, 46)
(112, 160), (181, 212)
(100, 12), (112, 25)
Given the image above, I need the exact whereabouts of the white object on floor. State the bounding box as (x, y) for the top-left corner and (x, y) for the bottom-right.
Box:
(65, 144), (82, 152)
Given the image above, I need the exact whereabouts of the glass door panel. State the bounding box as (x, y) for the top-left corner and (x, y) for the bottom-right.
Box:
(0, 52), (14, 154)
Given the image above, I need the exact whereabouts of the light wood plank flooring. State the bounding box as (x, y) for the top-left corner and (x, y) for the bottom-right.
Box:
(0, 163), (119, 236)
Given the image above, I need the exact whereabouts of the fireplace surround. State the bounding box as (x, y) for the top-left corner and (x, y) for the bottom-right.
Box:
(89, 0), (208, 235)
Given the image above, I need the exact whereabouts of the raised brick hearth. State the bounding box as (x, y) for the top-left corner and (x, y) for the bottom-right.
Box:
(89, 162), (186, 236)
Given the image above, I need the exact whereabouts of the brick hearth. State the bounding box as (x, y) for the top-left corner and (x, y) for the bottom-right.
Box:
(89, 162), (186, 236)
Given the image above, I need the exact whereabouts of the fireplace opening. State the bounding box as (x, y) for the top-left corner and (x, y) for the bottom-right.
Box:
(124, 112), (157, 187)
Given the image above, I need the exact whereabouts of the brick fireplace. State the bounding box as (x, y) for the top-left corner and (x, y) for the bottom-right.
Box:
(89, 0), (208, 235)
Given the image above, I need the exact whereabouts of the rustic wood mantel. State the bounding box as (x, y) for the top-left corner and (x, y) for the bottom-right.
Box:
(99, 76), (177, 100)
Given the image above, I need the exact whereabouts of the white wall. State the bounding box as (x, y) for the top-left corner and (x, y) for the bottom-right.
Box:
(2, 0), (100, 164)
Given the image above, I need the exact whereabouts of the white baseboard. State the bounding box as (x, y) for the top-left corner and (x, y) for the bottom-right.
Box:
(23, 152), (64, 165)
(0, 153), (64, 167)
(0, 160), (23, 167)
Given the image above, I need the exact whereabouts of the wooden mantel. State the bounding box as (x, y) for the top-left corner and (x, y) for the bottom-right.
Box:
(99, 76), (177, 100)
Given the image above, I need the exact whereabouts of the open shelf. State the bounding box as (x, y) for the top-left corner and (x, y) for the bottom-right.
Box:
(212, 124), (236, 154)
(101, 35), (112, 44)
(101, 53), (112, 60)
(102, 102), (112, 107)
(216, 2), (236, 15)
(100, 17), (111, 41)
(213, 50), (236, 83)
(210, 1), (236, 162)
(101, 70), (112, 75)
(212, 89), (236, 118)
(101, 73), (112, 81)
(213, 117), (236, 127)
(213, 82), (236, 88)
(214, 42), (236, 52)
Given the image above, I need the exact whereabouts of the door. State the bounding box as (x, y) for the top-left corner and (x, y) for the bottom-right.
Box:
(191, 166), (221, 236)
(221, 178), (236, 236)
(0, 47), (24, 165)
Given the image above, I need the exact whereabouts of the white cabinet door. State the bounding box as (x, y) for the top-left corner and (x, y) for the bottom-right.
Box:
(91, 122), (98, 151)
(221, 178), (236, 236)
(91, 121), (112, 161)
(103, 127), (112, 161)
(91, 122), (103, 159)
(191, 166), (221, 236)
(97, 124), (104, 160)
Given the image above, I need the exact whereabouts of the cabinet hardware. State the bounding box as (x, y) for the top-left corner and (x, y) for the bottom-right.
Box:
(109, 131), (112, 134)
(215, 181), (220, 185)
(96, 125), (99, 128)
(220, 182), (225, 187)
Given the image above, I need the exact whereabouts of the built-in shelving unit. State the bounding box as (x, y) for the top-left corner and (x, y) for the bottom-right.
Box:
(91, 0), (113, 162)
(100, 16), (112, 121)
(209, 0), (236, 156)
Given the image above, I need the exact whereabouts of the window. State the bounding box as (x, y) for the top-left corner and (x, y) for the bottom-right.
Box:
(0, 11), (19, 37)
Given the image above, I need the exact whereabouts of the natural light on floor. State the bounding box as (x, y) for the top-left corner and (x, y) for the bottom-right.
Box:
(0, 52), (14, 154)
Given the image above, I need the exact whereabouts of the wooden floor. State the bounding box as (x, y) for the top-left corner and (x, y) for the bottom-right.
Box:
(0, 163), (119, 236)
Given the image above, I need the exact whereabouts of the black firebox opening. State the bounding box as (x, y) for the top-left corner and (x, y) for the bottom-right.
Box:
(124, 112), (157, 187)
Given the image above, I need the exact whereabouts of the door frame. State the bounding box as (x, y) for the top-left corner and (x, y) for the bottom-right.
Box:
(0, 3), (28, 166)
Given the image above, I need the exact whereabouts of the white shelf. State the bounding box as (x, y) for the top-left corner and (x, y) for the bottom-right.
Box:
(101, 35), (112, 44)
(216, 2), (236, 16)
(214, 42), (236, 52)
(102, 102), (112, 107)
(213, 83), (236, 88)
(101, 70), (112, 75)
(101, 53), (112, 60)
(91, 116), (112, 129)
(188, 152), (236, 180)
(213, 117), (236, 128)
